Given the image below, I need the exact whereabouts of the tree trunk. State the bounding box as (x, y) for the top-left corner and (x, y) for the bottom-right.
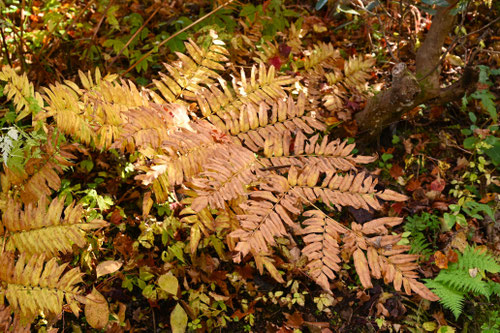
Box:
(355, 1), (478, 140)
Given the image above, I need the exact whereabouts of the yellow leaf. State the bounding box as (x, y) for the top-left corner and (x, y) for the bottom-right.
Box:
(158, 273), (178, 296)
(96, 260), (122, 278)
(84, 288), (109, 329)
(170, 303), (188, 333)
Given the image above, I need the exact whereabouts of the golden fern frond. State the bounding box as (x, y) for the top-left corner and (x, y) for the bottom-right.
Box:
(0, 304), (30, 333)
(294, 42), (340, 74)
(179, 191), (216, 254)
(152, 38), (229, 104)
(343, 220), (439, 301)
(135, 121), (231, 202)
(253, 41), (279, 64)
(260, 130), (376, 172)
(0, 66), (43, 121)
(0, 252), (83, 324)
(1, 139), (74, 205)
(196, 63), (295, 126)
(300, 210), (346, 292)
(1, 196), (107, 257)
(343, 56), (376, 89)
(228, 93), (327, 151)
(111, 103), (190, 154)
(190, 144), (261, 212)
(43, 71), (148, 149)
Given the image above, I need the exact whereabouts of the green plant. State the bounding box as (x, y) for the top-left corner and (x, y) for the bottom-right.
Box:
(425, 246), (500, 319)
(403, 212), (441, 259)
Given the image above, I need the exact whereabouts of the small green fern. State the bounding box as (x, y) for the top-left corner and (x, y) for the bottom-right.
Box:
(425, 247), (500, 319)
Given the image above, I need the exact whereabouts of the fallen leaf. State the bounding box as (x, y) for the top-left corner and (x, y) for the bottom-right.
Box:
(406, 179), (421, 192)
(446, 249), (458, 263)
(96, 260), (123, 278)
(170, 303), (188, 333)
(85, 288), (109, 329)
(389, 164), (404, 179)
(284, 311), (304, 328)
(451, 232), (467, 252)
(430, 178), (446, 192)
(158, 273), (178, 295)
(434, 251), (448, 269)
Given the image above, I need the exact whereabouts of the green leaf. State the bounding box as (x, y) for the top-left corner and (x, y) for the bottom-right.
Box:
(170, 303), (188, 333)
(158, 273), (178, 295)
(315, 0), (328, 10)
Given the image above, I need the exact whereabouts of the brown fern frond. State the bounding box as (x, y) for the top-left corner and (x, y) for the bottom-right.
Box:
(260, 129), (376, 172)
(1, 196), (107, 257)
(152, 39), (229, 104)
(343, 219), (439, 301)
(0, 252), (83, 324)
(0, 66), (43, 121)
(190, 145), (261, 212)
(1, 139), (74, 205)
(230, 175), (301, 262)
(196, 63), (295, 126)
(135, 121), (231, 202)
(288, 166), (407, 211)
(229, 93), (327, 151)
(300, 210), (346, 291)
(0, 304), (30, 333)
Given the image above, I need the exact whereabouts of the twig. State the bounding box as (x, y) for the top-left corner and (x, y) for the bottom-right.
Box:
(106, 5), (161, 71)
(93, 0), (115, 41)
(0, 24), (12, 66)
(123, 0), (236, 75)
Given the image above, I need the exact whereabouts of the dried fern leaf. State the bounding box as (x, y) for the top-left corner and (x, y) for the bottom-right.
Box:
(152, 39), (229, 104)
(343, 221), (438, 301)
(1, 139), (74, 205)
(292, 42), (340, 75)
(0, 66), (43, 121)
(196, 63), (295, 126)
(343, 56), (376, 90)
(290, 166), (407, 211)
(230, 93), (327, 151)
(0, 304), (30, 333)
(0, 252), (83, 324)
(261, 129), (376, 172)
(300, 210), (346, 292)
(230, 175), (301, 261)
(112, 103), (190, 154)
(1, 196), (107, 257)
(135, 121), (231, 202)
(190, 145), (260, 212)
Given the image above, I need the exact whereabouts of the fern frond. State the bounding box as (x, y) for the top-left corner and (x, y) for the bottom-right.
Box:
(434, 269), (490, 297)
(289, 166), (407, 211)
(0, 304), (30, 332)
(196, 63), (295, 125)
(299, 43), (340, 74)
(112, 103), (190, 154)
(190, 145), (261, 212)
(152, 39), (229, 104)
(230, 94), (327, 151)
(425, 279), (465, 319)
(342, 220), (438, 301)
(0, 252), (83, 324)
(1, 138), (74, 205)
(261, 129), (376, 172)
(300, 210), (346, 292)
(43, 71), (149, 149)
(135, 121), (231, 202)
(1, 196), (107, 257)
(0, 66), (43, 121)
(457, 247), (500, 273)
(343, 56), (376, 89)
(230, 175), (301, 261)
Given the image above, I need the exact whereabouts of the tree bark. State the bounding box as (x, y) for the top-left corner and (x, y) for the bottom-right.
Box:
(355, 1), (478, 140)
